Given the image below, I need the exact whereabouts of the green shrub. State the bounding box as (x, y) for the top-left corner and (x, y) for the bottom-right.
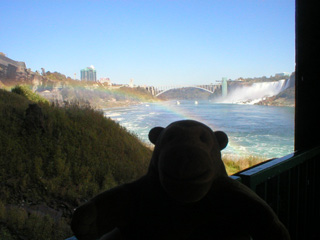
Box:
(0, 200), (5, 222)
(223, 155), (266, 175)
(0, 225), (17, 240)
(4, 207), (73, 240)
(11, 85), (49, 105)
(6, 207), (28, 231)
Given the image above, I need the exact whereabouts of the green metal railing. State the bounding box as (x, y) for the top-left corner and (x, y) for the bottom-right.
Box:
(233, 146), (320, 240)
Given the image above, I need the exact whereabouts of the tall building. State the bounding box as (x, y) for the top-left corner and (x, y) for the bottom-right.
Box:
(81, 65), (96, 82)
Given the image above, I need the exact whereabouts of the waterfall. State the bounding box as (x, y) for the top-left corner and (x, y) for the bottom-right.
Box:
(220, 79), (288, 104)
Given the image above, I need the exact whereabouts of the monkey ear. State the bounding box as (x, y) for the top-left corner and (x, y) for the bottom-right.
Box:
(148, 127), (164, 145)
(214, 131), (228, 150)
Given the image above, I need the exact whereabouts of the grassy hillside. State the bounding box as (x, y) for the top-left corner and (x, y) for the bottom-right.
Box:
(0, 87), (151, 239)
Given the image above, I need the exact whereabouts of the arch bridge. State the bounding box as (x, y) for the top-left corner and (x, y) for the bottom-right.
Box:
(146, 84), (220, 97)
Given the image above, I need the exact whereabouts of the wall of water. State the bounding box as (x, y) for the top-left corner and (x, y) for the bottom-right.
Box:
(220, 79), (290, 104)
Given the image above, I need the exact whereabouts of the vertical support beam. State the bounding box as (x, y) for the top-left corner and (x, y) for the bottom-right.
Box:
(222, 77), (228, 97)
(295, 0), (320, 151)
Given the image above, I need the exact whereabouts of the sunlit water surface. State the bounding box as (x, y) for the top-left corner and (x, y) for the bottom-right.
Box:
(104, 100), (294, 159)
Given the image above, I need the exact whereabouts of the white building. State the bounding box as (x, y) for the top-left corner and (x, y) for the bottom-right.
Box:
(99, 77), (111, 85)
(129, 79), (134, 88)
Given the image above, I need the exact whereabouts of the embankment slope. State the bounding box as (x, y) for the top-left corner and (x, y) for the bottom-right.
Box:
(0, 88), (151, 239)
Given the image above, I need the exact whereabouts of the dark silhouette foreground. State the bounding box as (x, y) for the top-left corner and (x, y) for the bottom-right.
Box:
(71, 120), (290, 240)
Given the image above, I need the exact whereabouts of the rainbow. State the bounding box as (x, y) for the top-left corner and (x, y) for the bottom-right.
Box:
(136, 100), (252, 158)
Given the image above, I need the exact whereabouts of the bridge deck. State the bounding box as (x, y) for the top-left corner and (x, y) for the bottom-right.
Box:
(146, 84), (221, 96)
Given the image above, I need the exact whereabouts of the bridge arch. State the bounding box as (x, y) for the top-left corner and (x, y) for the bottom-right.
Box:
(155, 85), (216, 97)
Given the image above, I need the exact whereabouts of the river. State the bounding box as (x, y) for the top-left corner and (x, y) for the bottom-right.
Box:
(103, 100), (294, 159)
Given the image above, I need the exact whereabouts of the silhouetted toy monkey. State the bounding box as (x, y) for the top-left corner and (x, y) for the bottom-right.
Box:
(71, 120), (290, 240)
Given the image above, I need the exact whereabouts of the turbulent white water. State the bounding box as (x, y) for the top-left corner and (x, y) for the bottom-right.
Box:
(220, 79), (288, 104)
(104, 101), (294, 158)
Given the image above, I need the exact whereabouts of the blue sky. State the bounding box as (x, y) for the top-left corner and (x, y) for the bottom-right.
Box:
(1, 0), (295, 86)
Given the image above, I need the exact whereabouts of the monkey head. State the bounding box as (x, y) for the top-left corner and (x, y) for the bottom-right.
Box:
(148, 120), (228, 203)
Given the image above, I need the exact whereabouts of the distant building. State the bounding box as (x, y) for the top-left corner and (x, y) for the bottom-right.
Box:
(275, 72), (290, 78)
(81, 65), (96, 82)
(99, 77), (111, 85)
(129, 79), (134, 88)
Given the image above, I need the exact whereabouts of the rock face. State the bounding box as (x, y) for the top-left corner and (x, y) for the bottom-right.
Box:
(0, 54), (26, 80)
(255, 87), (295, 107)
(0, 54), (42, 83)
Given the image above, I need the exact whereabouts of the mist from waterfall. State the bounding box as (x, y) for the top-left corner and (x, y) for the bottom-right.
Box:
(219, 79), (289, 104)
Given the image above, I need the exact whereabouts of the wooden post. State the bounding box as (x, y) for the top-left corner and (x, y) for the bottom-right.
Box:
(295, 0), (320, 150)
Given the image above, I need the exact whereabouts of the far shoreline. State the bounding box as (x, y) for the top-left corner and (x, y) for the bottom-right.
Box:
(96, 98), (295, 111)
